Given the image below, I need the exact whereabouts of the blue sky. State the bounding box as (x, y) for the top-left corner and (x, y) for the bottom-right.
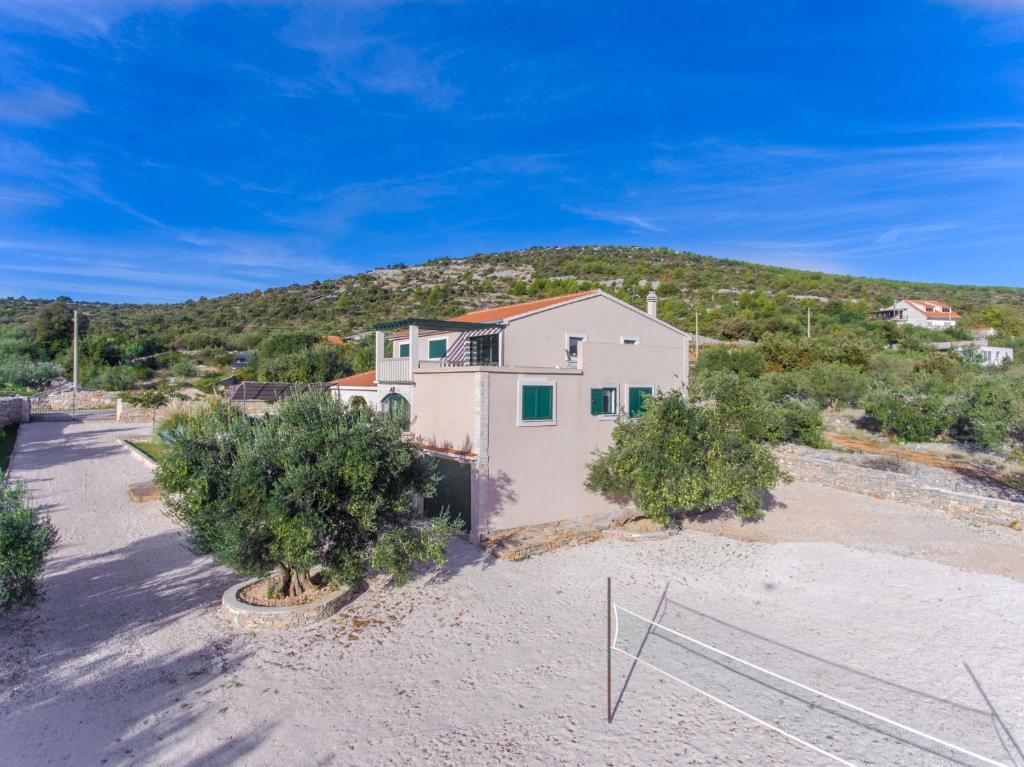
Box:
(2, 0), (1024, 303)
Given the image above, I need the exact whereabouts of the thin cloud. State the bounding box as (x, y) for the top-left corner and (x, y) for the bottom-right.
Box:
(0, 85), (86, 126)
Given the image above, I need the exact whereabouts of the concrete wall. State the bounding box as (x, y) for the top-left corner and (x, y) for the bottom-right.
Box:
(0, 396), (29, 427)
(478, 341), (687, 533)
(776, 444), (1024, 528)
(502, 293), (686, 368)
(409, 370), (477, 453)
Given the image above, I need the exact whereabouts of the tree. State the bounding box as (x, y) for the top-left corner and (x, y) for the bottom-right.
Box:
(586, 392), (784, 522)
(29, 298), (85, 355)
(0, 483), (58, 613)
(155, 391), (456, 597)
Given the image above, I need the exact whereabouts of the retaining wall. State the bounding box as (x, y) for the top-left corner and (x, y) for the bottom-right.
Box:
(775, 444), (1024, 528)
(115, 399), (202, 424)
(0, 396), (29, 427)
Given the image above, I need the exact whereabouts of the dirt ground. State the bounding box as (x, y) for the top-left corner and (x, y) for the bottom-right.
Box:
(1, 417), (1022, 766)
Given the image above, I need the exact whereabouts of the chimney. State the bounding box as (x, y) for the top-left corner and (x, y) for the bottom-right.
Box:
(646, 290), (658, 318)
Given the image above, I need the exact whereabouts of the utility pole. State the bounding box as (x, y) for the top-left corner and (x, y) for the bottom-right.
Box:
(694, 311), (700, 359)
(807, 307), (811, 339)
(72, 309), (79, 418)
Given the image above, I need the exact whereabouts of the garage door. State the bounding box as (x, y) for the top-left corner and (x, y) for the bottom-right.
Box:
(424, 456), (472, 533)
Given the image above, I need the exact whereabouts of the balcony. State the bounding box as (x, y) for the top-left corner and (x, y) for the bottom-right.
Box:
(374, 317), (504, 384)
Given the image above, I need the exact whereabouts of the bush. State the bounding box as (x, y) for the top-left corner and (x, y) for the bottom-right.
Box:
(586, 392), (784, 522)
(169, 357), (196, 377)
(950, 377), (1023, 449)
(0, 483), (58, 612)
(696, 345), (765, 377)
(155, 391), (457, 596)
(0, 356), (62, 389)
(798, 362), (867, 410)
(862, 388), (954, 442)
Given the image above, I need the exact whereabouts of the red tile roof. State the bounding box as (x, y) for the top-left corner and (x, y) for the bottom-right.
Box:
(905, 300), (962, 319)
(448, 290), (598, 323)
(330, 370), (375, 387)
(322, 335), (344, 345)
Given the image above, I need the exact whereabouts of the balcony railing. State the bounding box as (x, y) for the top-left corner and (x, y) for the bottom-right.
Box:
(378, 357), (412, 383)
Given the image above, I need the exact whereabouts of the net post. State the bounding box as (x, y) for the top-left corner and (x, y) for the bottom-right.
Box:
(606, 576), (611, 723)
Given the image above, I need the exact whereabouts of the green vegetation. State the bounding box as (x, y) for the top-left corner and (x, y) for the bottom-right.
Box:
(127, 440), (168, 464)
(587, 391), (784, 522)
(0, 483), (58, 613)
(0, 423), (17, 475)
(154, 391), (457, 598)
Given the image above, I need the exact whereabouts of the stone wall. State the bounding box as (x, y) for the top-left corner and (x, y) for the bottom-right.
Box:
(0, 396), (29, 427)
(775, 444), (1024, 528)
(31, 383), (116, 412)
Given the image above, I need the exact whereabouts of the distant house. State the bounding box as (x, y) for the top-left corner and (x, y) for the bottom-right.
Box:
(964, 346), (1014, 367)
(330, 289), (690, 540)
(872, 300), (960, 329)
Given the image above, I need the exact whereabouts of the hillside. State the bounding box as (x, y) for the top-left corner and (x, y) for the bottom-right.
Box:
(3, 246), (1024, 344)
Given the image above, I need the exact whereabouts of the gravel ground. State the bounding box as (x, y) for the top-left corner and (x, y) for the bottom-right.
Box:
(1, 417), (1022, 766)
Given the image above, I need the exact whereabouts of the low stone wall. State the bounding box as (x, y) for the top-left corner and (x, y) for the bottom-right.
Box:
(775, 444), (1024, 528)
(31, 387), (116, 412)
(0, 396), (29, 427)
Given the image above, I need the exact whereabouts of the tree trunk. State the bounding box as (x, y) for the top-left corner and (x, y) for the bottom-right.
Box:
(270, 563), (314, 599)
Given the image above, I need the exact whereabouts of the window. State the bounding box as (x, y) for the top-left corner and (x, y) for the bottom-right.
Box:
(398, 342), (410, 358)
(520, 384), (554, 423)
(590, 387), (618, 416)
(621, 336), (639, 345)
(469, 334), (499, 365)
(566, 333), (586, 365)
(428, 338), (448, 359)
(627, 386), (653, 417)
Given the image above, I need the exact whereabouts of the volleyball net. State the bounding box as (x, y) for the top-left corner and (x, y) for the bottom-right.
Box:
(609, 586), (1013, 766)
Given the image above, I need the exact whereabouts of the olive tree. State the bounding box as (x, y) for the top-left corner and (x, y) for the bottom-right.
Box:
(586, 392), (784, 522)
(155, 391), (455, 597)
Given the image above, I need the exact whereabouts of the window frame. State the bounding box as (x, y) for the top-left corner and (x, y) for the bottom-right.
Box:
(427, 337), (448, 360)
(626, 384), (655, 418)
(564, 332), (587, 366)
(517, 377), (557, 426)
(590, 385), (619, 418)
(397, 341), (410, 359)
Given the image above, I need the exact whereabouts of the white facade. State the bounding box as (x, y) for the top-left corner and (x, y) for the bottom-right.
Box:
(331, 290), (690, 539)
(874, 299), (960, 329)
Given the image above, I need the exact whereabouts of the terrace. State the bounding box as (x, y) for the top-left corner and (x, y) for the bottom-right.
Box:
(373, 318), (505, 384)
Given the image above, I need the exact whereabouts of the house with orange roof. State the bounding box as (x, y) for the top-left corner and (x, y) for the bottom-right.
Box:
(330, 289), (690, 541)
(871, 299), (961, 330)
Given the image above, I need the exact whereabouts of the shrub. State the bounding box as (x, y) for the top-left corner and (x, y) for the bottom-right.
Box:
(799, 362), (867, 410)
(0, 484), (58, 612)
(950, 377), (1023, 449)
(696, 346), (765, 377)
(155, 391), (457, 596)
(586, 392), (783, 522)
(0, 356), (62, 389)
(862, 388), (954, 442)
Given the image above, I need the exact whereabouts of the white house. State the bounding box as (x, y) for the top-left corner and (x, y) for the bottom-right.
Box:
(330, 290), (690, 541)
(872, 299), (961, 329)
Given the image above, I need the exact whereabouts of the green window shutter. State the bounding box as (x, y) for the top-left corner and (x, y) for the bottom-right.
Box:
(522, 385), (553, 421)
(590, 388), (604, 415)
(628, 387), (653, 417)
(399, 343), (410, 358)
(428, 338), (447, 359)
